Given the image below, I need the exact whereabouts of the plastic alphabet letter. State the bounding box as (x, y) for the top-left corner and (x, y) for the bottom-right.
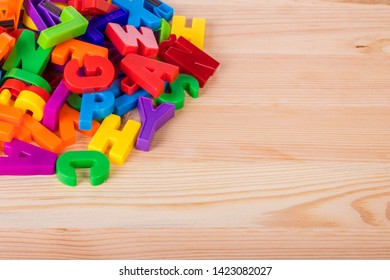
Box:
(2, 30), (53, 75)
(120, 53), (178, 98)
(0, 1), (23, 30)
(88, 114), (141, 165)
(79, 90), (115, 130)
(14, 126), (32, 142)
(37, 6), (89, 49)
(14, 90), (46, 121)
(136, 96), (174, 151)
(171, 16), (206, 50)
(114, 87), (150, 116)
(1, 79), (27, 99)
(155, 74), (199, 110)
(26, 85), (51, 102)
(159, 35), (220, 87)
(23, 114), (63, 153)
(0, 32), (15, 61)
(0, 89), (12, 105)
(78, 8), (128, 46)
(68, 0), (117, 16)
(120, 76), (139, 95)
(0, 103), (24, 126)
(2, 68), (51, 92)
(23, 0), (61, 31)
(63, 56), (115, 93)
(56, 150), (110, 186)
(112, 0), (173, 30)
(0, 139), (58, 175)
(52, 39), (108, 66)
(144, 0), (173, 22)
(96, 79), (137, 116)
(155, 18), (171, 43)
(0, 120), (14, 142)
(42, 80), (72, 131)
(58, 104), (100, 147)
(106, 23), (158, 57)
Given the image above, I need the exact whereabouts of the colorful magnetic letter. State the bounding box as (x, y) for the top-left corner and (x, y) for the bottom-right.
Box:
(171, 16), (206, 50)
(56, 150), (110, 186)
(112, 0), (173, 30)
(23, 114), (63, 153)
(14, 126), (32, 142)
(78, 8), (128, 46)
(106, 23), (158, 57)
(88, 114), (141, 165)
(0, 79), (26, 99)
(42, 80), (72, 131)
(37, 6), (89, 49)
(63, 56), (115, 93)
(2, 68), (51, 92)
(159, 35), (220, 87)
(144, 0), (174, 22)
(120, 76), (139, 95)
(155, 74), (199, 110)
(27, 85), (51, 102)
(0, 121), (14, 142)
(58, 104), (100, 147)
(0, 89), (11, 105)
(88, 79), (130, 116)
(0, 1), (23, 30)
(120, 53), (178, 98)
(0, 139), (58, 175)
(23, 0), (61, 31)
(14, 90), (46, 121)
(0, 32), (15, 61)
(2, 30), (53, 75)
(52, 39), (108, 66)
(155, 18), (171, 43)
(136, 96), (175, 151)
(0, 103), (24, 126)
(69, 0), (117, 16)
(79, 90), (115, 130)
(114, 85), (150, 116)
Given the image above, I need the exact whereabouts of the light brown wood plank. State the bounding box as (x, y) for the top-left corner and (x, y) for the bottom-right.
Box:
(1, 229), (390, 259)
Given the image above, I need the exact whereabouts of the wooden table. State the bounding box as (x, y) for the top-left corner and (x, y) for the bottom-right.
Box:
(1, 0), (390, 259)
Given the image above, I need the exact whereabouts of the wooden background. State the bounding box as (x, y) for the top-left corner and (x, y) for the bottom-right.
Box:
(1, 0), (390, 259)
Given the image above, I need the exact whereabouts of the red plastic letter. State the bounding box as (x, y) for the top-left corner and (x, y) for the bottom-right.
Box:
(159, 35), (220, 87)
(63, 56), (115, 93)
(106, 23), (158, 58)
(120, 54), (178, 98)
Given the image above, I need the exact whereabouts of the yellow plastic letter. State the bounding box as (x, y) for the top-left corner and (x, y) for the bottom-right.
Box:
(88, 114), (141, 165)
(14, 90), (46, 121)
(0, 89), (12, 105)
(171, 15), (206, 50)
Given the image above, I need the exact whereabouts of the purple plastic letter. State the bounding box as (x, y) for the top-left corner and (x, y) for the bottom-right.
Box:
(136, 96), (175, 151)
(42, 80), (72, 131)
(24, 0), (61, 31)
(0, 139), (58, 175)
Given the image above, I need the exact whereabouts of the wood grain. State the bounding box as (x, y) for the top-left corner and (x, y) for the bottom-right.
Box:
(2, 0), (390, 259)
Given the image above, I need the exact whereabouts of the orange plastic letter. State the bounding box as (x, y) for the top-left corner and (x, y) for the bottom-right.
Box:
(52, 39), (108, 66)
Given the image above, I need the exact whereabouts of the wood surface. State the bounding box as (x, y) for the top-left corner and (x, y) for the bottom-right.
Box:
(1, 0), (390, 259)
